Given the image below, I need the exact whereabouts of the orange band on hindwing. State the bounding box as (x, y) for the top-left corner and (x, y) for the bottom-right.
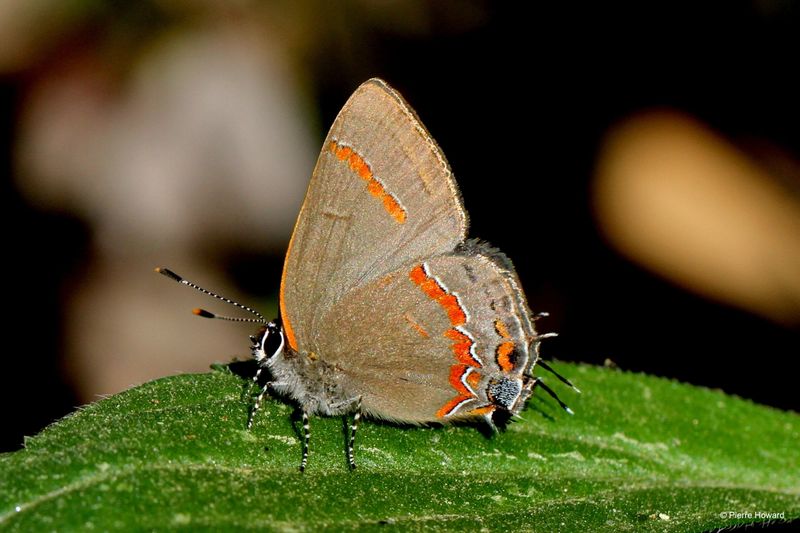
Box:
(494, 319), (516, 372)
(494, 319), (511, 339)
(410, 263), (487, 418)
(408, 265), (467, 327)
(467, 405), (496, 416)
(329, 141), (407, 223)
(435, 395), (472, 419)
(466, 369), (481, 390)
(496, 342), (515, 372)
(404, 313), (430, 338)
(439, 295), (466, 325)
(449, 365), (472, 395)
(443, 328), (480, 367)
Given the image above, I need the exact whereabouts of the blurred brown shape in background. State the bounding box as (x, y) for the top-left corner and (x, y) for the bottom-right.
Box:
(594, 111), (800, 326)
(8, 7), (316, 401)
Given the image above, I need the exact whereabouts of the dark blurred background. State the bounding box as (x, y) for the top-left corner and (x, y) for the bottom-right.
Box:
(2, 0), (798, 473)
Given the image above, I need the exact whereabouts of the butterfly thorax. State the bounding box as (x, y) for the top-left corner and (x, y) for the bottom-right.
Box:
(251, 320), (354, 416)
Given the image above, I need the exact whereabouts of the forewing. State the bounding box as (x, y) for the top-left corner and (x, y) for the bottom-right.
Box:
(280, 79), (467, 354)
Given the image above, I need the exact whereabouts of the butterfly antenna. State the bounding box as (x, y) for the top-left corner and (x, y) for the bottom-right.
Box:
(534, 378), (574, 415)
(155, 267), (266, 323)
(537, 361), (581, 394)
(192, 308), (264, 323)
(528, 331), (581, 395)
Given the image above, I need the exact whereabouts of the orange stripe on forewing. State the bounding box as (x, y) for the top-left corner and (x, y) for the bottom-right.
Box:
(367, 180), (383, 197)
(382, 195), (406, 223)
(496, 341), (515, 372)
(349, 153), (371, 180)
(332, 142), (352, 161)
(329, 140), (406, 223)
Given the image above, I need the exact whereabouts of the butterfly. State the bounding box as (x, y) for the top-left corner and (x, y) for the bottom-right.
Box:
(158, 78), (577, 471)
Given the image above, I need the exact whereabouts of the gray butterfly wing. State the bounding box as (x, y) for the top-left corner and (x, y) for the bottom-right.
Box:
(280, 79), (468, 355)
(316, 245), (538, 424)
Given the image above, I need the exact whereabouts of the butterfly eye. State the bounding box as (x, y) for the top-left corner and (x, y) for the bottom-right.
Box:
(260, 322), (285, 359)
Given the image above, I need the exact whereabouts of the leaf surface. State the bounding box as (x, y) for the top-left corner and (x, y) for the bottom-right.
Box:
(1, 363), (797, 531)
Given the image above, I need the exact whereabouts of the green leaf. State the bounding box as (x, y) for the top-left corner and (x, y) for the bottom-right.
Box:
(1, 363), (797, 531)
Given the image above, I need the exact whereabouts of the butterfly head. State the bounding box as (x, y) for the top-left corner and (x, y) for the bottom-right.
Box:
(251, 320), (284, 363)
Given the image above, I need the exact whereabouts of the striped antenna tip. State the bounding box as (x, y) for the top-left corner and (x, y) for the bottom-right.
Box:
(155, 267), (182, 282)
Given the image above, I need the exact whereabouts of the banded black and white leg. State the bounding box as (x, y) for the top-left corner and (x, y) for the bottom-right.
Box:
(330, 396), (363, 470)
(346, 398), (363, 470)
(247, 366), (271, 430)
(300, 411), (311, 472)
(298, 397), (362, 472)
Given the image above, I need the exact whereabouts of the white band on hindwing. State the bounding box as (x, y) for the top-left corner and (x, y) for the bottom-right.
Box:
(454, 325), (482, 367)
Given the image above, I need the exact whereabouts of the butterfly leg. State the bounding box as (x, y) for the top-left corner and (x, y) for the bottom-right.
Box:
(346, 397), (363, 470)
(300, 410), (311, 472)
(247, 367), (272, 429)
